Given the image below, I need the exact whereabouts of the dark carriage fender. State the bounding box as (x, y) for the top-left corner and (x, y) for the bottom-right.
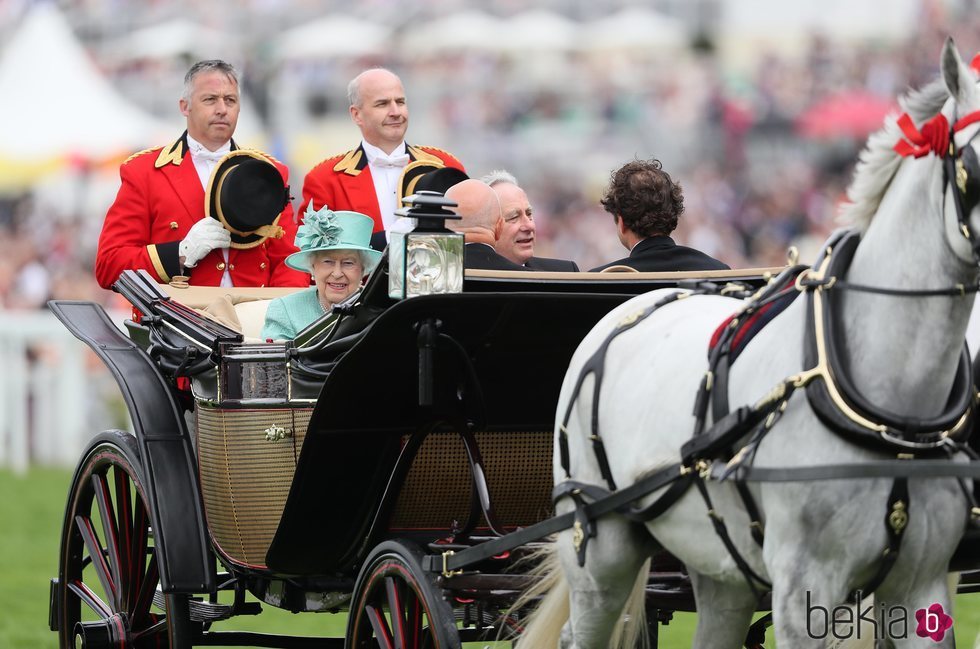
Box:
(48, 300), (215, 593)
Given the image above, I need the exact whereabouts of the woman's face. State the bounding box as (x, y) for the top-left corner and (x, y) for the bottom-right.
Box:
(311, 250), (364, 306)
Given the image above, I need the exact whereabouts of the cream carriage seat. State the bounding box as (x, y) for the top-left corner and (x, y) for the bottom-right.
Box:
(157, 284), (306, 342)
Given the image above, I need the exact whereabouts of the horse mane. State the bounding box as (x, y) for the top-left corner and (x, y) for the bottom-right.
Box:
(838, 78), (950, 230)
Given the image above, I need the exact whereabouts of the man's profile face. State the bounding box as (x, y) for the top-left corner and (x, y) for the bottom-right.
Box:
(180, 71), (239, 150)
(350, 70), (409, 151)
(494, 183), (535, 265)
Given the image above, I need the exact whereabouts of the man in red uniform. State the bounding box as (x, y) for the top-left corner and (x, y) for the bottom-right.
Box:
(299, 68), (465, 251)
(96, 60), (308, 288)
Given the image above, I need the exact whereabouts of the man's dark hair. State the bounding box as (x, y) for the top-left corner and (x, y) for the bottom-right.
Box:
(599, 159), (684, 237)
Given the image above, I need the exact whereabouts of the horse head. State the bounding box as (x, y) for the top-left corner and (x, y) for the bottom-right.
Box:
(938, 38), (980, 268)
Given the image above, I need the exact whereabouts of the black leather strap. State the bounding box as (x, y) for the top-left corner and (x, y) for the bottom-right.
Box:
(711, 458), (980, 482)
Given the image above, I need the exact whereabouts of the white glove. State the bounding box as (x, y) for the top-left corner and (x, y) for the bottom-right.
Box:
(179, 218), (231, 268)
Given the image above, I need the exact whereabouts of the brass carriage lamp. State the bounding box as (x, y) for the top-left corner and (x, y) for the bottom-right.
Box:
(388, 191), (464, 299)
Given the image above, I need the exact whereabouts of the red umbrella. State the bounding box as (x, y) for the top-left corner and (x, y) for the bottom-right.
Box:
(796, 90), (897, 139)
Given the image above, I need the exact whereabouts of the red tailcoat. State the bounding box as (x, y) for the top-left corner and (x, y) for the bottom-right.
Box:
(299, 143), (465, 247)
(95, 133), (309, 289)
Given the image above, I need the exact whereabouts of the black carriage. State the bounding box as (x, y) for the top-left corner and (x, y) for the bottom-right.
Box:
(46, 258), (847, 648)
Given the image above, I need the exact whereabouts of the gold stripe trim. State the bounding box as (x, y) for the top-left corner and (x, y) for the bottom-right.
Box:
(147, 244), (171, 282)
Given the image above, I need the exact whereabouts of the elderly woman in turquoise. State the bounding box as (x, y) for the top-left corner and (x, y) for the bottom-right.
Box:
(260, 204), (382, 340)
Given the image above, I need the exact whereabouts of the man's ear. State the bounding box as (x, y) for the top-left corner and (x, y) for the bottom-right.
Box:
(493, 218), (503, 240)
(350, 105), (361, 125)
(179, 98), (190, 117)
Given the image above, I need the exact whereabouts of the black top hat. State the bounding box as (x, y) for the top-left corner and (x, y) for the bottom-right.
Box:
(205, 150), (290, 249)
(398, 161), (469, 208)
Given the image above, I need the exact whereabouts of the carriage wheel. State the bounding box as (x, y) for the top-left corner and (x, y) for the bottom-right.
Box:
(346, 540), (460, 649)
(56, 432), (194, 648)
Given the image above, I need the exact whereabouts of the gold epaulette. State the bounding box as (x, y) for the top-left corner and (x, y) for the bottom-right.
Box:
(330, 148), (363, 176)
(123, 146), (162, 166)
(409, 144), (458, 165)
(154, 139), (185, 168)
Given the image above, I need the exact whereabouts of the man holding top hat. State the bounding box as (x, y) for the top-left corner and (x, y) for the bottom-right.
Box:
(298, 68), (465, 252)
(95, 60), (308, 289)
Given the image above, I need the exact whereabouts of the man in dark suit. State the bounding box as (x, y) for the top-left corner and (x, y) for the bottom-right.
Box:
(481, 169), (579, 271)
(444, 180), (525, 271)
(591, 159), (729, 272)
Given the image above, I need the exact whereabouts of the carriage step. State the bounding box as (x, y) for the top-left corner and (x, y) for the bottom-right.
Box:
(152, 590), (261, 622)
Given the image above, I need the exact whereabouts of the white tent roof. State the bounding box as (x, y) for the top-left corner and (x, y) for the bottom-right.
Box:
(579, 8), (688, 51)
(274, 14), (393, 61)
(398, 10), (505, 54)
(0, 4), (169, 162)
(498, 10), (579, 52)
(105, 19), (237, 62)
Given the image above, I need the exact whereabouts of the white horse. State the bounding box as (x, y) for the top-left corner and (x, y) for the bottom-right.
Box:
(518, 40), (980, 649)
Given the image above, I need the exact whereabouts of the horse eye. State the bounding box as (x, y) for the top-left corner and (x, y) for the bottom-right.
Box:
(960, 146), (980, 212)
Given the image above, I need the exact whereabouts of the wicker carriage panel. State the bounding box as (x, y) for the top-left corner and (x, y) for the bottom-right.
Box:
(388, 431), (554, 531)
(196, 407), (311, 567)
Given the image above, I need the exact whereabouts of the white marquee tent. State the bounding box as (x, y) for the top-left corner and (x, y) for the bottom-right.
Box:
(0, 4), (169, 164)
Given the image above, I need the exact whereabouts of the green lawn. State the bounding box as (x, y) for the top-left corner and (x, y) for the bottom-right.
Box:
(2, 466), (978, 648)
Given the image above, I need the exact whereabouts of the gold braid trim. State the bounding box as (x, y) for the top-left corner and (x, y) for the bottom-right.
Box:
(408, 145), (445, 164)
(123, 147), (161, 166)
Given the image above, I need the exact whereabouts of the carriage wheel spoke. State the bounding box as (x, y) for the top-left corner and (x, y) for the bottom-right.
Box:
(75, 513), (116, 610)
(68, 579), (113, 619)
(131, 615), (167, 643)
(130, 553), (159, 629)
(92, 473), (123, 610)
(384, 576), (408, 649)
(405, 591), (423, 649)
(112, 466), (136, 610)
(128, 499), (150, 614)
(365, 603), (396, 649)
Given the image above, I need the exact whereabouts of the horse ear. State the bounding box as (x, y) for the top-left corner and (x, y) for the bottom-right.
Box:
(942, 36), (979, 106)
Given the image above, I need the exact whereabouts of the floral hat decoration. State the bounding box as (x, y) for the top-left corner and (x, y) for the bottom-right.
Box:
(284, 203), (382, 274)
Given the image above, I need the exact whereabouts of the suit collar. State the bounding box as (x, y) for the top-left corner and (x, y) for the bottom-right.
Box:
(631, 235), (676, 256)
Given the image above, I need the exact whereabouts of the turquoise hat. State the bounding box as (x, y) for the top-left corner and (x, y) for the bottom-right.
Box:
(285, 204), (383, 274)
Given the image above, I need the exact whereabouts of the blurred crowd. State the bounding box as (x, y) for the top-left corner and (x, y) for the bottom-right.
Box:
(1, 0), (979, 311)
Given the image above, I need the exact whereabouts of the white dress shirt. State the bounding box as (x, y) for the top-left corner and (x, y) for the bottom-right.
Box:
(361, 140), (409, 240)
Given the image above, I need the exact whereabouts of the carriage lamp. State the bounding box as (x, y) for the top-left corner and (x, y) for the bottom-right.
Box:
(388, 191), (464, 299)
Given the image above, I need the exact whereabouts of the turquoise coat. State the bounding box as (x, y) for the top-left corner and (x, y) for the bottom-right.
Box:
(261, 287), (324, 341)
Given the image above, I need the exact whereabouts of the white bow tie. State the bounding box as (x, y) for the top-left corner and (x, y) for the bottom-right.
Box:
(371, 153), (410, 169)
(191, 148), (228, 164)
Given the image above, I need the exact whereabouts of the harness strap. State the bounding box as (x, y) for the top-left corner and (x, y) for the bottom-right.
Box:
(557, 290), (690, 490)
(692, 478), (772, 600)
(802, 231), (977, 450)
(551, 472), (698, 564)
(425, 463), (688, 576)
(710, 456), (980, 482)
(847, 479), (909, 604)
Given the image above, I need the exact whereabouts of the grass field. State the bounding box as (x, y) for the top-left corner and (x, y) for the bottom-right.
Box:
(2, 466), (979, 648)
